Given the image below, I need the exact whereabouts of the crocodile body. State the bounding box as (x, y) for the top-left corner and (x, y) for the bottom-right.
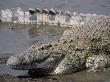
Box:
(7, 14), (110, 75)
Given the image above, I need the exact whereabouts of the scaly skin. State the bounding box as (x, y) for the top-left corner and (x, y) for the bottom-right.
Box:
(7, 14), (110, 75)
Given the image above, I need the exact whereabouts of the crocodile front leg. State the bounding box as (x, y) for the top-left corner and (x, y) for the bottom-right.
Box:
(53, 50), (86, 75)
(86, 55), (110, 72)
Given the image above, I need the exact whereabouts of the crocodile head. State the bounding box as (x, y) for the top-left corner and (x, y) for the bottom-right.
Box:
(7, 44), (65, 74)
(7, 55), (33, 70)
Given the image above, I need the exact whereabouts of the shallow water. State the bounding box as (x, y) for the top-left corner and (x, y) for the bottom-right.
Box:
(0, 64), (27, 76)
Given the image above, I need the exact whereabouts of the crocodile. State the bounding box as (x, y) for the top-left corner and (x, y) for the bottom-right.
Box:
(7, 14), (110, 75)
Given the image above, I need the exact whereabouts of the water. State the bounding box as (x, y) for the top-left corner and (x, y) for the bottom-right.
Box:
(0, 64), (27, 76)
(0, 23), (31, 57)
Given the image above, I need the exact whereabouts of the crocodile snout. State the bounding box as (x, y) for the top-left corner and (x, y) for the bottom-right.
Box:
(7, 56), (20, 66)
(7, 55), (38, 70)
(7, 56), (26, 70)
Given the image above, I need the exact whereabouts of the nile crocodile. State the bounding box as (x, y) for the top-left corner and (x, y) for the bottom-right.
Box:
(7, 14), (110, 75)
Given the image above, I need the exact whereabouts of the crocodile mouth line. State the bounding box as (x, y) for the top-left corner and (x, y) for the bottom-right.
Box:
(8, 64), (34, 70)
